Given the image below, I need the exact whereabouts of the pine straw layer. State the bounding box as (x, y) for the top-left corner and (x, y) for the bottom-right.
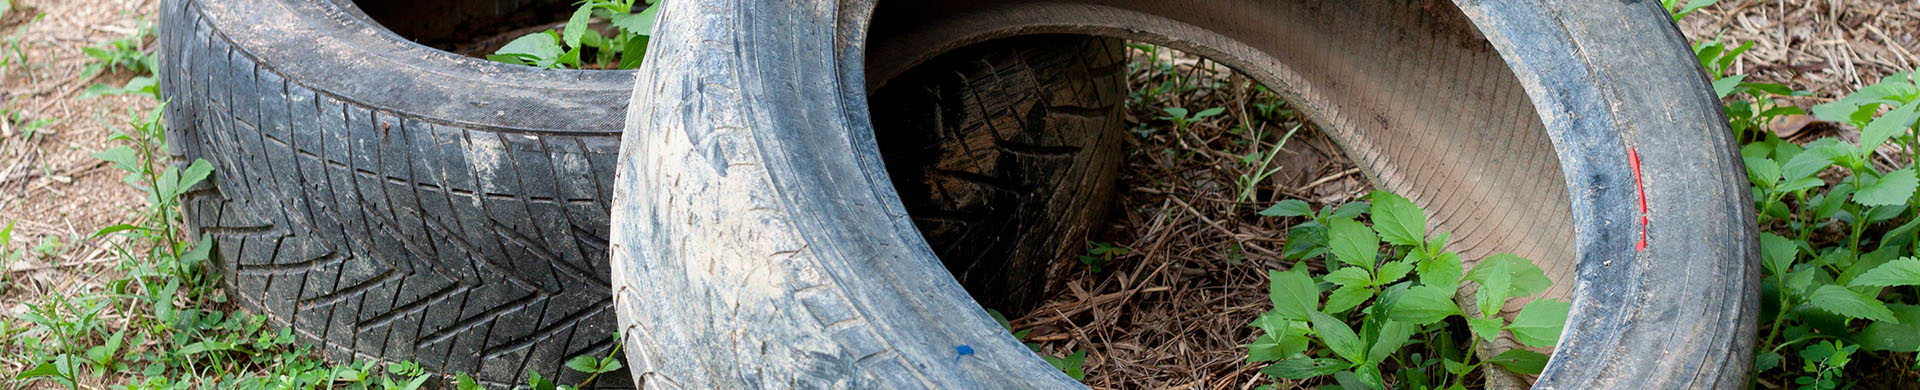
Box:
(1011, 49), (1367, 390)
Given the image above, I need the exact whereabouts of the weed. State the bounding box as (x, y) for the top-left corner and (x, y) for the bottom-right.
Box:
(77, 22), (160, 100)
(1159, 106), (1225, 135)
(1737, 69), (1920, 387)
(1246, 191), (1568, 389)
(1077, 241), (1130, 273)
(1235, 123), (1302, 203)
(1, 221), (16, 293)
(33, 234), (60, 257)
(489, 0), (657, 69)
(1662, 0), (1719, 22)
(78, 21), (153, 80)
(7, 110), (58, 139)
(1042, 349), (1088, 381)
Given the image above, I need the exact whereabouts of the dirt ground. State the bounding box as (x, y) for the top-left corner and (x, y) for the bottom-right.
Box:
(0, 0), (157, 323)
(0, 0), (1914, 388)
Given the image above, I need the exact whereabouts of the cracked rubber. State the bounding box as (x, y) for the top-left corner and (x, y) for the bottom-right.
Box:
(613, 0), (1758, 388)
(158, 0), (1124, 387)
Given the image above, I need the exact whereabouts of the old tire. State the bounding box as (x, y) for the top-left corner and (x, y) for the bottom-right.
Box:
(157, 0), (1125, 386)
(611, 0), (1759, 388)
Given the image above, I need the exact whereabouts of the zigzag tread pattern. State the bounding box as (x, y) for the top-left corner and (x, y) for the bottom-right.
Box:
(159, 0), (627, 387)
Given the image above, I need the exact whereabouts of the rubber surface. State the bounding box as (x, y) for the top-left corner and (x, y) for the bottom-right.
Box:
(871, 35), (1125, 313)
(159, 0), (633, 387)
(159, 0), (1127, 387)
(612, 0), (1758, 388)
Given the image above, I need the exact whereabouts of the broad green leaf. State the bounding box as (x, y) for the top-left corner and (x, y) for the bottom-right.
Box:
(597, 357), (624, 373)
(1505, 300), (1571, 348)
(619, 35), (650, 69)
(179, 159), (215, 192)
(15, 362), (60, 379)
(1388, 286), (1459, 325)
(1194, 107), (1227, 118)
(1854, 168), (1918, 207)
(1308, 310), (1365, 363)
(93, 146), (139, 172)
(1754, 352), (1783, 372)
(1162, 107), (1189, 119)
(1776, 176), (1825, 194)
(527, 372), (557, 390)
(1744, 156), (1781, 187)
(1325, 286), (1373, 314)
(1467, 316), (1503, 343)
(1269, 268), (1319, 321)
(1858, 304), (1920, 352)
(1858, 100), (1920, 153)
(1466, 258), (1511, 317)
(1325, 267), (1373, 288)
(1331, 202), (1370, 219)
(1247, 332), (1287, 363)
(1248, 313), (1310, 361)
(1779, 143), (1840, 182)
(1374, 261), (1413, 286)
(1851, 257), (1920, 287)
(1712, 74), (1746, 98)
(493, 32), (563, 68)
(1327, 218), (1378, 270)
(1260, 357), (1351, 379)
(1349, 365), (1386, 390)
(1486, 349), (1551, 375)
(1809, 285), (1898, 322)
(1759, 232), (1798, 275)
(1365, 320), (1416, 365)
(610, 5), (660, 36)
(456, 373), (482, 390)
(1260, 199), (1315, 218)
(562, 5), (595, 48)
(565, 355), (600, 373)
(1416, 252), (1463, 291)
(1369, 191), (1425, 247)
(1503, 256), (1553, 297)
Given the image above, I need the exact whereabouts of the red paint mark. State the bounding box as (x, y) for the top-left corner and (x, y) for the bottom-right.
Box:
(1630, 147), (1648, 251)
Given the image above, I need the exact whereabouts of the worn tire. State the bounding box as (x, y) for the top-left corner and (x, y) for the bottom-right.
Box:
(611, 0), (1759, 388)
(158, 0), (1125, 387)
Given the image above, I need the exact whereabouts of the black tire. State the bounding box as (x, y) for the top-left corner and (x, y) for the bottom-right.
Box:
(870, 35), (1125, 314)
(158, 0), (1127, 387)
(159, 0), (633, 387)
(610, 0), (1758, 388)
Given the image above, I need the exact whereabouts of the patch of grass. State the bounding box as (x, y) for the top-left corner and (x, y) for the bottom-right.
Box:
(488, 0), (657, 70)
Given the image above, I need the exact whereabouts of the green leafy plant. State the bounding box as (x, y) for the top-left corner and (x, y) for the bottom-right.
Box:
(1234, 123), (1302, 203)
(1737, 70), (1920, 388)
(1661, 0), (1719, 22)
(78, 22), (153, 79)
(563, 337), (627, 389)
(1042, 349), (1088, 381)
(1246, 191), (1568, 389)
(1160, 106), (1226, 135)
(489, 0), (658, 70)
(1258, 198), (1368, 261)
(1793, 340), (1857, 390)
(1078, 241), (1130, 273)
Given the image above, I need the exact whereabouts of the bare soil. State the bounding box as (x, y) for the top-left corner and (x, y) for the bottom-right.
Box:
(0, 0), (157, 339)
